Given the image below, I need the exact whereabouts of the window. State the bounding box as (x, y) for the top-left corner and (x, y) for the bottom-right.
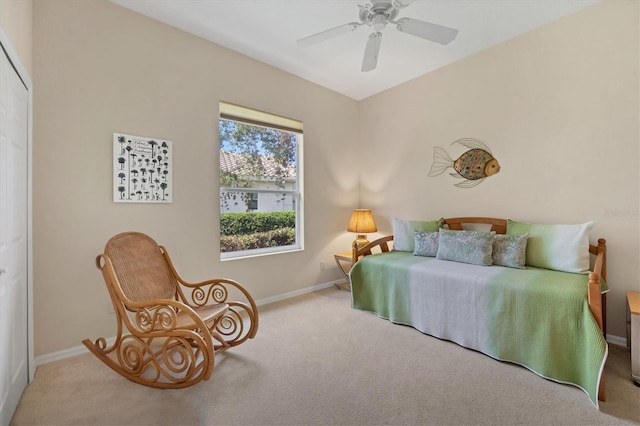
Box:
(219, 102), (303, 259)
(246, 192), (258, 211)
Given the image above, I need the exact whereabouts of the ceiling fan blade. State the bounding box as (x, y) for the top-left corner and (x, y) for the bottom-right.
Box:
(361, 32), (382, 72)
(297, 22), (361, 48)
(396, 18), (459, 45)
(394, 0), (416, 7)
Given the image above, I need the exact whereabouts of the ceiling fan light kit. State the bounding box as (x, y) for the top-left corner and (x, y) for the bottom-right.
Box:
(296, 0), (459, 72)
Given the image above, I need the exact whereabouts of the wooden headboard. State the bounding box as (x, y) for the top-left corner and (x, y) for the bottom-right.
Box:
(444, 217), (507, 234)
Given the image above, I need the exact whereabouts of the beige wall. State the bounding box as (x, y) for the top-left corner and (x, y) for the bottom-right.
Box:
(359, 0), (639, 339)
(0, 0), (32, 76)
(32, 0), (359, 355)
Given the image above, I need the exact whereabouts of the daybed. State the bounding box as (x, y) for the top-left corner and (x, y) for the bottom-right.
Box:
(349, 217), (607, 406)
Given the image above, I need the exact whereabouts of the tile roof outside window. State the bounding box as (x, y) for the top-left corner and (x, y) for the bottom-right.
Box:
(219, 149), (296, 179)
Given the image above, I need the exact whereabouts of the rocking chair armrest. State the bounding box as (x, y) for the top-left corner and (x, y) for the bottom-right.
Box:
(175, 278), (259, 341)
(158, 245), (257, 307)
(157, 245), (259, 340)
(177, 278), (257, 307)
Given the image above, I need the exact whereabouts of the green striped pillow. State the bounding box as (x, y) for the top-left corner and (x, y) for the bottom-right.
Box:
(506, 219), (594, 274)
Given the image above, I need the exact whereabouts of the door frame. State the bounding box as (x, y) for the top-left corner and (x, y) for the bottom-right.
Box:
(0, 25), (34, 382)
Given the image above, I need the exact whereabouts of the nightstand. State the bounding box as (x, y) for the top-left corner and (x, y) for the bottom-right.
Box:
(627, 291), (640, 386)
(334, 251), (353, 291)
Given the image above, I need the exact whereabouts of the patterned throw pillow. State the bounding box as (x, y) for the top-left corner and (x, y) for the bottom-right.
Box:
(436, 228), (495, 266)
(413, 231), (439, 257)
(492, 233), (528, 269)
(393, 218), (444, 252)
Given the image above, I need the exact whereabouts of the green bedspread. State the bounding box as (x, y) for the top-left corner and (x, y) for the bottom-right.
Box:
(350, 251), (607, 407)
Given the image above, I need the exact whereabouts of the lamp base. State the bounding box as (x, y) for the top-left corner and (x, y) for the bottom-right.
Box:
(353, 235), (370, 249)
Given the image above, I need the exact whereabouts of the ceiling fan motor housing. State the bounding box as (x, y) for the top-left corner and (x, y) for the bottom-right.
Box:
(360, 1), (400, 31)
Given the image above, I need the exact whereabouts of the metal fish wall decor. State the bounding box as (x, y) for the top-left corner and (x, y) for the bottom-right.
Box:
(428, 138), (500, 188)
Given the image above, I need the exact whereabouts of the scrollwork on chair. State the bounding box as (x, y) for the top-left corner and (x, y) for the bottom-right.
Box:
(171, 275), (259, 351)
(114, 333), (209, 387)
(190, 282), (228, 306)
(84, 295), (215, 388)
(135, 305), (178, 333)
(212, 304), (250, 349)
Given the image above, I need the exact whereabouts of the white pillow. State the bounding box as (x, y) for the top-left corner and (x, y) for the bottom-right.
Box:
(393, 218), (443, 252)
(506, 219), (594, 274)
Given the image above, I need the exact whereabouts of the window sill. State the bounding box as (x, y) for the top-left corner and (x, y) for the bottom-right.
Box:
(220, 245), (303, 261)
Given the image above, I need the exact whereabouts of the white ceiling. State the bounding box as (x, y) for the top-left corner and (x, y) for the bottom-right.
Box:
(110, 0), (600, 101)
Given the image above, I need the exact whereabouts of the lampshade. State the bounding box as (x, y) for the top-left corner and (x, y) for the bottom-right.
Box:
(347, 209), (377, 234)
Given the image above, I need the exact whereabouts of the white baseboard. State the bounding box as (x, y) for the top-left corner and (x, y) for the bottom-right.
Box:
(35, 336), (118, 367)
(606, 334), (627, 348)
(34, 279), (344, 367)
(254, 279), (342, 306)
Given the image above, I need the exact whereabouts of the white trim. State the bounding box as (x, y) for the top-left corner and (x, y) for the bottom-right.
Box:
(0, 29), (31, 89)
(606, 333), (627, 348)
(34, 279), (342, 366)
(220, 101), (303, 133)
(221, 246), (303, 261)
(254, 279), (338, 307)
(35, 336), (117, 367)
(0, 25), (34, 383)
(296, 134), (304, 251)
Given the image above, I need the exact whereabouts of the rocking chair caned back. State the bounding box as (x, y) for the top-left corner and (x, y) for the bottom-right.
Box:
(104, 232), (178, 304)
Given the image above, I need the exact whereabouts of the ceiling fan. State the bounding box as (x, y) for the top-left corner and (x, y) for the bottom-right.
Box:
(297, 0), (459, 72)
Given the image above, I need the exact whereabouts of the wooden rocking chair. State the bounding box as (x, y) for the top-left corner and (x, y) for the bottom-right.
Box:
(83, 232), (259, 388)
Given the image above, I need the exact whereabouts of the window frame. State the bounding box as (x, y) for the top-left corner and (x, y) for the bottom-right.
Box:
(219, 102), (304, 261)
(246, 192), (258, 211)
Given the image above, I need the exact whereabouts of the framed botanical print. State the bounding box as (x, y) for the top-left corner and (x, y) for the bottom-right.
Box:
(113, 133), (172, 203)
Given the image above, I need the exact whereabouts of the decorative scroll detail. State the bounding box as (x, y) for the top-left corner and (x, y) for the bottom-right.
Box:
(115, 335), (204, 384)
(118, 336), (147, 376)
(86, 328), (208, 387)
(216, 309), (244, 339)
(135, 305), (178, 333)
(191, 284), (228, 307)
(95, 336), (109, 351)
(210, 303), (257, 349)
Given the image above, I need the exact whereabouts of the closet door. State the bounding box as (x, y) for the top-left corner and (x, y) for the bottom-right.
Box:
(0, 45), (29, 426)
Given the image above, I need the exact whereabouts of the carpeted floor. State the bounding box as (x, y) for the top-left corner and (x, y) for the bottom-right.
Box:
(11, 287), (640, 425)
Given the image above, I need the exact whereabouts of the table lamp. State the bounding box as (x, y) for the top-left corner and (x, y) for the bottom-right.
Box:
(347, 209), (377, 248)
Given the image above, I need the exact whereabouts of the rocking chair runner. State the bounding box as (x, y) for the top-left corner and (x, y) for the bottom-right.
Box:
(83, 232), (259, 388)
